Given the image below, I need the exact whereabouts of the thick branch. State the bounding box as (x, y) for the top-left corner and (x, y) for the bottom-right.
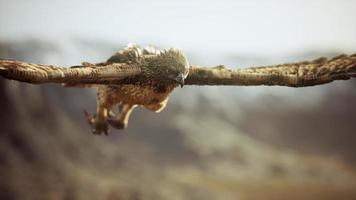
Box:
(186, 54), (356, 87)
(0, 60), (141, 84)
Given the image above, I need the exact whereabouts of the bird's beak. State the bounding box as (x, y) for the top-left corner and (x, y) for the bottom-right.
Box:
(175, 73), (185, 88)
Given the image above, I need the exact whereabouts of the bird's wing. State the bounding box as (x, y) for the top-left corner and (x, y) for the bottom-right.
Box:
(185, 54), (356, 87)
(0, 60), (141, 85)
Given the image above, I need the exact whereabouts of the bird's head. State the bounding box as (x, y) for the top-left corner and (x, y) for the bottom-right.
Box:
(146, 48), (189, 87)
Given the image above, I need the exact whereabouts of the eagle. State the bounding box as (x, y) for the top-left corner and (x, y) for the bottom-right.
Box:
(1, 44), (355, 135)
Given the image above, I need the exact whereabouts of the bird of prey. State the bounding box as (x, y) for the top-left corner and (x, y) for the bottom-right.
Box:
(0, 44), (355, 135)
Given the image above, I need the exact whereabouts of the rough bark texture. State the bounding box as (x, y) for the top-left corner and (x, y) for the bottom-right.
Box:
(186, 54), (356, 87)
(0, 60), (141, 84)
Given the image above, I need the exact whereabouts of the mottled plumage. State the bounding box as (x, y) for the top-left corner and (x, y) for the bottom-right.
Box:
(85, 45), (190, 134)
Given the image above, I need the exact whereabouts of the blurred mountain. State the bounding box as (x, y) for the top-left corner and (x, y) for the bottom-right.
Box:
(1, 40), (356, 200)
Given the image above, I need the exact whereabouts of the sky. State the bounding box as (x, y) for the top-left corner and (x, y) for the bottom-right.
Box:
(0, 0), (355, 56)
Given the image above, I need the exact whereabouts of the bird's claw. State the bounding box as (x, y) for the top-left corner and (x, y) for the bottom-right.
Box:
(107, 117), (127, 129)
(84, 110), (109, 135)
(107, 106), (128, 129)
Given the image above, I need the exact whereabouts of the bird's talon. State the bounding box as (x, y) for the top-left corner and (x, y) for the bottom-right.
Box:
(107, 118), (127, 129)
(84, 110), (109, 135)
(84, 110), (94, 124)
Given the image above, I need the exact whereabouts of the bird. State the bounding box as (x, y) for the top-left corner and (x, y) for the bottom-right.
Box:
(0, 44), (355, 135)
(82, 44), (190, 135)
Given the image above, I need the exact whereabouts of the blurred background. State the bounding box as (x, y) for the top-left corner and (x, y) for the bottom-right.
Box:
(1, 0), (356, 199)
